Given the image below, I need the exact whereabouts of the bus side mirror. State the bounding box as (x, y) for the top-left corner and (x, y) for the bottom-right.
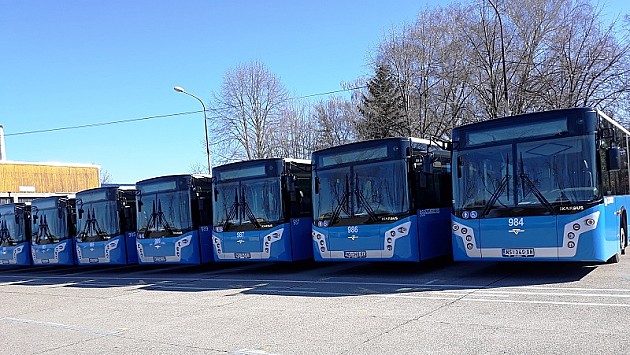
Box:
(314, 177), (320, 195)
(213, 187), (219, 202)
(457, 156), (463, 178)
(33, 215), (38, 224)
(607, 147), (622, 171)
(137, 200), (143, 212)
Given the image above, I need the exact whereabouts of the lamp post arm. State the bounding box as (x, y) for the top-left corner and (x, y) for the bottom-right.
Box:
(175, 88), (212, 175)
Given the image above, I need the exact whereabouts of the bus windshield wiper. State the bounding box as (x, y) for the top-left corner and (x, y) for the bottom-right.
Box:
(78, 208), (109, 242)
(222, 188), (239, 231)
(519, 153), (555, 214)
(480, 154), (510, 218)
(329, 175), (351, 226)
(240, 188), (261, 229)
(145, 200), (174, 238)
(355, 175), (378, 223)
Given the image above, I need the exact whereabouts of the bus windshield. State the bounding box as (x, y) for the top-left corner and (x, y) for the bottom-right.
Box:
(314, 160), (409, 226)
(0, 208), (25, 245)
(76, 199), (119, 242)
(214, 177), (283, 230)
(32, 207), (69, 244)
(454, 134), (599, 217)
(137, 188), (192, 238)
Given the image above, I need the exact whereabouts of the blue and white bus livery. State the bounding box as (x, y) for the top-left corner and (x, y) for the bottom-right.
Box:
(451, 107), (629, 262)
(30, 196), (77, 265)
(135, 174), (213, 264)
(311, 137), (452, 262)
(75, 186), (138, 265)
(0, 203), (32, 266)
(212, 158), (313, 262)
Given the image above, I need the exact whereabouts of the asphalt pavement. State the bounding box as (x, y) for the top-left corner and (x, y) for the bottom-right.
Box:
(1, 257), (630, 354)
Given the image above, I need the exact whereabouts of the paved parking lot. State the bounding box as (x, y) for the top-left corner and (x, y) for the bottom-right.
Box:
(1, 257), (630, 354)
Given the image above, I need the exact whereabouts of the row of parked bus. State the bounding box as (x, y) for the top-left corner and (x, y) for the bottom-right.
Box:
(1, 107), (629, 267)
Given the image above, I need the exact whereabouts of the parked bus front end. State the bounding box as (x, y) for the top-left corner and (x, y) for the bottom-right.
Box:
(31, 196), (76, 265)
(452, 108), (630, 262)
(0, 203), (32, 266)
(135, 174), (213, 265)
(311, 137), (452, 262)
(75, 186), (138, 265)
(212, 158), (313, 262)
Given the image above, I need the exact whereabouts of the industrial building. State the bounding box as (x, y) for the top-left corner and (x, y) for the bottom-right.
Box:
(0, 124), (100, 204)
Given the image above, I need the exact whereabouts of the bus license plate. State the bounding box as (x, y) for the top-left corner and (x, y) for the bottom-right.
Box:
(235, 252), (251, 259)
(153, 256), (167, 262)
(502, 248), (535, 257)
(89, 258), (99, 263)
(1, 260), (9, 264)
(344, 251), (367, 259)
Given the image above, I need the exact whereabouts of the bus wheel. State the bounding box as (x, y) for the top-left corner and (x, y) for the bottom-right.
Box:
(607, 252), (621, 264)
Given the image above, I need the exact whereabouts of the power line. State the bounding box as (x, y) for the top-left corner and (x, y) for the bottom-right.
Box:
(5, 86), (366, 137)
(5, 111), (202, 137)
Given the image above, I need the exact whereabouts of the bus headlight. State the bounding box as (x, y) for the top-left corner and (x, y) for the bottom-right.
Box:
(320, 240), (325, 246)
(573, 223), (581, 231)
(568, 232), (575, 240)
(214, 226), (223, 233)
(568, 241), (575, 248)
(585, 219), (595, 227)
(461, 228), (468, 234)
(320, 247), (325, 252)
(397, 227), (407, 234)
(452, 224), (459, 231)
(466, 235), (472, 242)
(467, 243), (474, 250)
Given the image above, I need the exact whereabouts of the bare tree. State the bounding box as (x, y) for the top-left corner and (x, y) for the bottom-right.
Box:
(270, 102), (317, 159)
(212, 61), (289, 161)
(99, 169), (112, 185)
(313, 96), (358, 150)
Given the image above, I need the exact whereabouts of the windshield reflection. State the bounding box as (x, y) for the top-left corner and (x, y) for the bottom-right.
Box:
(0, 208), (25, 246)
(454, 135), (599, 217)
(314, 160), (409, 225)
(77, 200), (119, 242)
(214, 177), (283, 230)
(32, 208), (69, 244)
(137, 190), (192, 238)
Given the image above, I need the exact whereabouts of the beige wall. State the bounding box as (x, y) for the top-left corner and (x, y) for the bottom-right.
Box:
(0, 163), (100, 193)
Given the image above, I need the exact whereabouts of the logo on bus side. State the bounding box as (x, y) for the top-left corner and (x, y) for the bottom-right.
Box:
(508, 228), (525, 235)
(507, 218), (525, 235)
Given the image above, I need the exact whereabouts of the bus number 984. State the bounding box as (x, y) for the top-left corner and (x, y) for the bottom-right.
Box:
(508, 218), (524, 227)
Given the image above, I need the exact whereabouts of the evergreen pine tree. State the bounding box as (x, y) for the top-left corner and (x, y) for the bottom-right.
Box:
(357, 64), (407, 140)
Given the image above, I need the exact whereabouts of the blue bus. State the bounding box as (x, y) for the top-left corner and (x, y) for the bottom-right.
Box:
(30, 196), (77, 265)
(75, 186), (138, 265)
(311, 137), (452, 262)
(451, 107), (630, 262)
(0, 203), (32, 266)
(212, 158), (313, 262)
(135, 174), (213, 264)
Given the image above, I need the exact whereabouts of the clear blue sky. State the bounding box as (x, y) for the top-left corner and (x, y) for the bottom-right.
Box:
(0, 0), (626, 184)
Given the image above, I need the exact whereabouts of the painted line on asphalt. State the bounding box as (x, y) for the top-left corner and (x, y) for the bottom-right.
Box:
(0, 317), (126, 336)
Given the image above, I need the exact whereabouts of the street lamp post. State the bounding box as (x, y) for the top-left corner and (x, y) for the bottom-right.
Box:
(173, 86), (212, 176)
(487, 0), (510, 116)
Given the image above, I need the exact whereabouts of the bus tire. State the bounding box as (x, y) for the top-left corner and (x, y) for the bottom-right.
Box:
(607, 252), (621, 264)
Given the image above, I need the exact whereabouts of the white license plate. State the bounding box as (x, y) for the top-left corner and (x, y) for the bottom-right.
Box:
(344, 251), (367, 258)
(502, 248), (535, 257)
(235, 252), (252, 259)
(153, 256), (167, 262)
